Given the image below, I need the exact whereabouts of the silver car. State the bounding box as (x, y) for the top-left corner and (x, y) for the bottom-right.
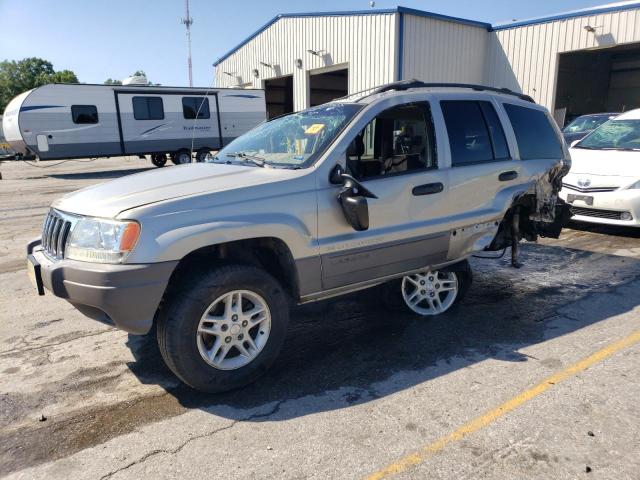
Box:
(27, 80), (571, 392)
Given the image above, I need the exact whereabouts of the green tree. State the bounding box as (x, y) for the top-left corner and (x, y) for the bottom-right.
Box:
(0, 57), (79, 111)
(104, 78), (122, 85)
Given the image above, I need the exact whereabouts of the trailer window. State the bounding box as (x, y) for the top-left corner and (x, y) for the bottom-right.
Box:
(182, 97), (210, 119)
(71, 105), (98, 124)
(132, 97), (164, 120)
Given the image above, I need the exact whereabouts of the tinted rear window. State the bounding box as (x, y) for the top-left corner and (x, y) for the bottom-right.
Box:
(504, 103), (562, 159)
(441, 100), (510, 166)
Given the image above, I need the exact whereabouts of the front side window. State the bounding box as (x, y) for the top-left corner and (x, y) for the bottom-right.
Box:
(71, 105), (98, 124)
(213, 103), (362, 168)
(576, 119), (640, 151)
(441, 100), (509, 166)
(132, 96), (164, 120)
(504, 103), (563, 159)
(183, 97), (210, 119)
(346, 102), (436, 180)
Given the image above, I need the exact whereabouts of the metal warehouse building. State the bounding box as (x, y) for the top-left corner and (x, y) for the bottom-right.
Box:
(214, 1), (640, 123)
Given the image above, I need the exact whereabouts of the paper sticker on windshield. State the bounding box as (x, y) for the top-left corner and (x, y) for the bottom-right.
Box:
(305, 123), (325, 135)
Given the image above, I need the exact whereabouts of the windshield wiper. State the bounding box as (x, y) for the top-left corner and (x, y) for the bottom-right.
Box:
(226, 152), (266, 167)
(601, 147), (640, 151)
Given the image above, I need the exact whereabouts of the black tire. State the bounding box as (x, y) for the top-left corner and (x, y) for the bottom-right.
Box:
(157, 264), (290, 393)
(378, 259), (473, 315)
(151, 153), (167, 167)
(171, 149), (192, 165)
(195, 148), (210, 162)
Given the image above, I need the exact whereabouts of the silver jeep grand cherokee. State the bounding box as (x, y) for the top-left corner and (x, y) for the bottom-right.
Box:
(27, 80), (571, 392)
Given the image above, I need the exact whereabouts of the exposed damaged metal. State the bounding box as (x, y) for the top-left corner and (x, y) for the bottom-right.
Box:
(488, 160), (573, 267)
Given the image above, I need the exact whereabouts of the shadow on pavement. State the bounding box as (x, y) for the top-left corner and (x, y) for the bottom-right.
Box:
(49, 167), (152, 180)
(566, 220), (640, 239)
(124, 242), (640, 421)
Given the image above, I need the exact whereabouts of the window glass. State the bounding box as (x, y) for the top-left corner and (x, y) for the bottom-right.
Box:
(479, 101), (510, 160)
(441, 101), (494, 166)
(213, 103), (362, 168)
(576, 119), (640, 150)
(132, 96), (164, 120)
(71, 105), (98, 124)
(504, 103), (563, 159)
(346, 102), (436, 180)
(182, 97), (210, 119)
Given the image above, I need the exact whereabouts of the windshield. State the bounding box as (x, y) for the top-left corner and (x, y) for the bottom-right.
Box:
(563, 114), (615, 133)
(211, 103), (363, 168)
(576, 119), (640, 150)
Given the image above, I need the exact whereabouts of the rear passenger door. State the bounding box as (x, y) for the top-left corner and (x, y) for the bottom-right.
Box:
(439, 99), (520, 224)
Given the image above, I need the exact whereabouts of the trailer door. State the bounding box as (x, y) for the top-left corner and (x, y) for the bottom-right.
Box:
(116, 92), (221, 155)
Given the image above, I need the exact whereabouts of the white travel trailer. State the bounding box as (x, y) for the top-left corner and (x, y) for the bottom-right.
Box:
(2, 84), (266, 166)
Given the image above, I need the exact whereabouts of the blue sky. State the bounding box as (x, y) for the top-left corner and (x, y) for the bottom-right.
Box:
(0, 0), (616, 87)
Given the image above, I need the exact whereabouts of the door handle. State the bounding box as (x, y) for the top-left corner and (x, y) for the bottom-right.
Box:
(412, 182), (443, 196)
(499, 170), (518, 181)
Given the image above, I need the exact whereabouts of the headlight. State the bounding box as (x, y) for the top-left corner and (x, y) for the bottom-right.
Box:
(66, 217), (140, 263)
(627, 180), (640, 189)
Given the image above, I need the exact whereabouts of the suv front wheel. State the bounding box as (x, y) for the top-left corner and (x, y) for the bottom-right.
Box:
(157, 264), (289, 392)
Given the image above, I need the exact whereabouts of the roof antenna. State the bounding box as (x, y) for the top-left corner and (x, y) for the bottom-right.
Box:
(181, 0), (194, 87)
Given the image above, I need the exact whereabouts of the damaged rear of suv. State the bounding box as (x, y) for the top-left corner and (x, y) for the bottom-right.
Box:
(27, 80), (570, 393)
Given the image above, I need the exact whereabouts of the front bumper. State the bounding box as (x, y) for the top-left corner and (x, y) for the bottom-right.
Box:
(28, 240), (178, 334)
(559, 188), (640, 227)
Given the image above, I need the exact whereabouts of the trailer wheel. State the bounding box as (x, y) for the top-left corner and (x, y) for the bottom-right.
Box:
(151, 153), (167, 167)
(195, 148), (211, 163)
(171, 149), (192, 165)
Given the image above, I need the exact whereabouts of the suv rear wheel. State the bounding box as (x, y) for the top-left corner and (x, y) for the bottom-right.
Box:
(157, 264), (289, 392)
(380, 260), (472, 316)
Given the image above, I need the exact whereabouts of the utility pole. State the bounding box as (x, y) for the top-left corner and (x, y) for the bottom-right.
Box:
(181, 0), (194, 87)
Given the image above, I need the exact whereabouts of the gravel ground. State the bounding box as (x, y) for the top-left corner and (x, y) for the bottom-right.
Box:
(1, 157), (639, 479)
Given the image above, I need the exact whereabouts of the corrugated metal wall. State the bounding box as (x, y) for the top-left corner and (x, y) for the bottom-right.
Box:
(401, 15), (488, 83)
(485, 7), (640, 111)
(215, 14), (397, 111)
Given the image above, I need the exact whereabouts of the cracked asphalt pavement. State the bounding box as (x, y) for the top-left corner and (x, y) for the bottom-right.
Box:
(1, 157), (639, 479)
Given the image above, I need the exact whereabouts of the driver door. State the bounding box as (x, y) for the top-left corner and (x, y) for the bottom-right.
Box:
(317, 101), (451, 290)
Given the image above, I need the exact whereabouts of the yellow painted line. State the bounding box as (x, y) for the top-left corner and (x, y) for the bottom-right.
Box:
(365, 329), (640, 480)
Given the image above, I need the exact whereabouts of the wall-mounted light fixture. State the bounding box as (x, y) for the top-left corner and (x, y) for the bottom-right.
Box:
(307, 49), (322, 56)
(259, 61), (273, 68)
(222, 71), (235, 77)
(252, 68), (259, 78)
(584, 25), (601, 33)
(295, 58), (303, 69)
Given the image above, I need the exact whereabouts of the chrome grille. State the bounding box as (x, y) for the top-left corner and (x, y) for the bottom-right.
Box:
(562, 183), (618, 193)
(41, 210), (73, 259)
(571, 206), (629, 220)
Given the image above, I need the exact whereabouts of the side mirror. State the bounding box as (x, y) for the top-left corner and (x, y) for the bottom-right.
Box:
(570, 139), (580, 148)
(339, 194), (370, 231)
(337, 174), (377, 232)
(329, 164), (344, 184)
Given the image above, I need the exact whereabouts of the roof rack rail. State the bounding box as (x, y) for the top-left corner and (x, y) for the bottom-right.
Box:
(351, 79), (534, 103)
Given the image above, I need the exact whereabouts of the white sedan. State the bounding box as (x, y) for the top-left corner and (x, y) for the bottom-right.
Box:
(560, 108), (640, 226)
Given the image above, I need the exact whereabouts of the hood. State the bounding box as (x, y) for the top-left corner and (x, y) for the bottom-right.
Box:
(568, 146), (640, 176)
(52, 163), (303, 218)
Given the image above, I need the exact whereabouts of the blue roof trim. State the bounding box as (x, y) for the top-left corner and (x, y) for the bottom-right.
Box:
(396, 7), (491, 29)
(213, 6), (491, 66)
(491, 1), (640, 31)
